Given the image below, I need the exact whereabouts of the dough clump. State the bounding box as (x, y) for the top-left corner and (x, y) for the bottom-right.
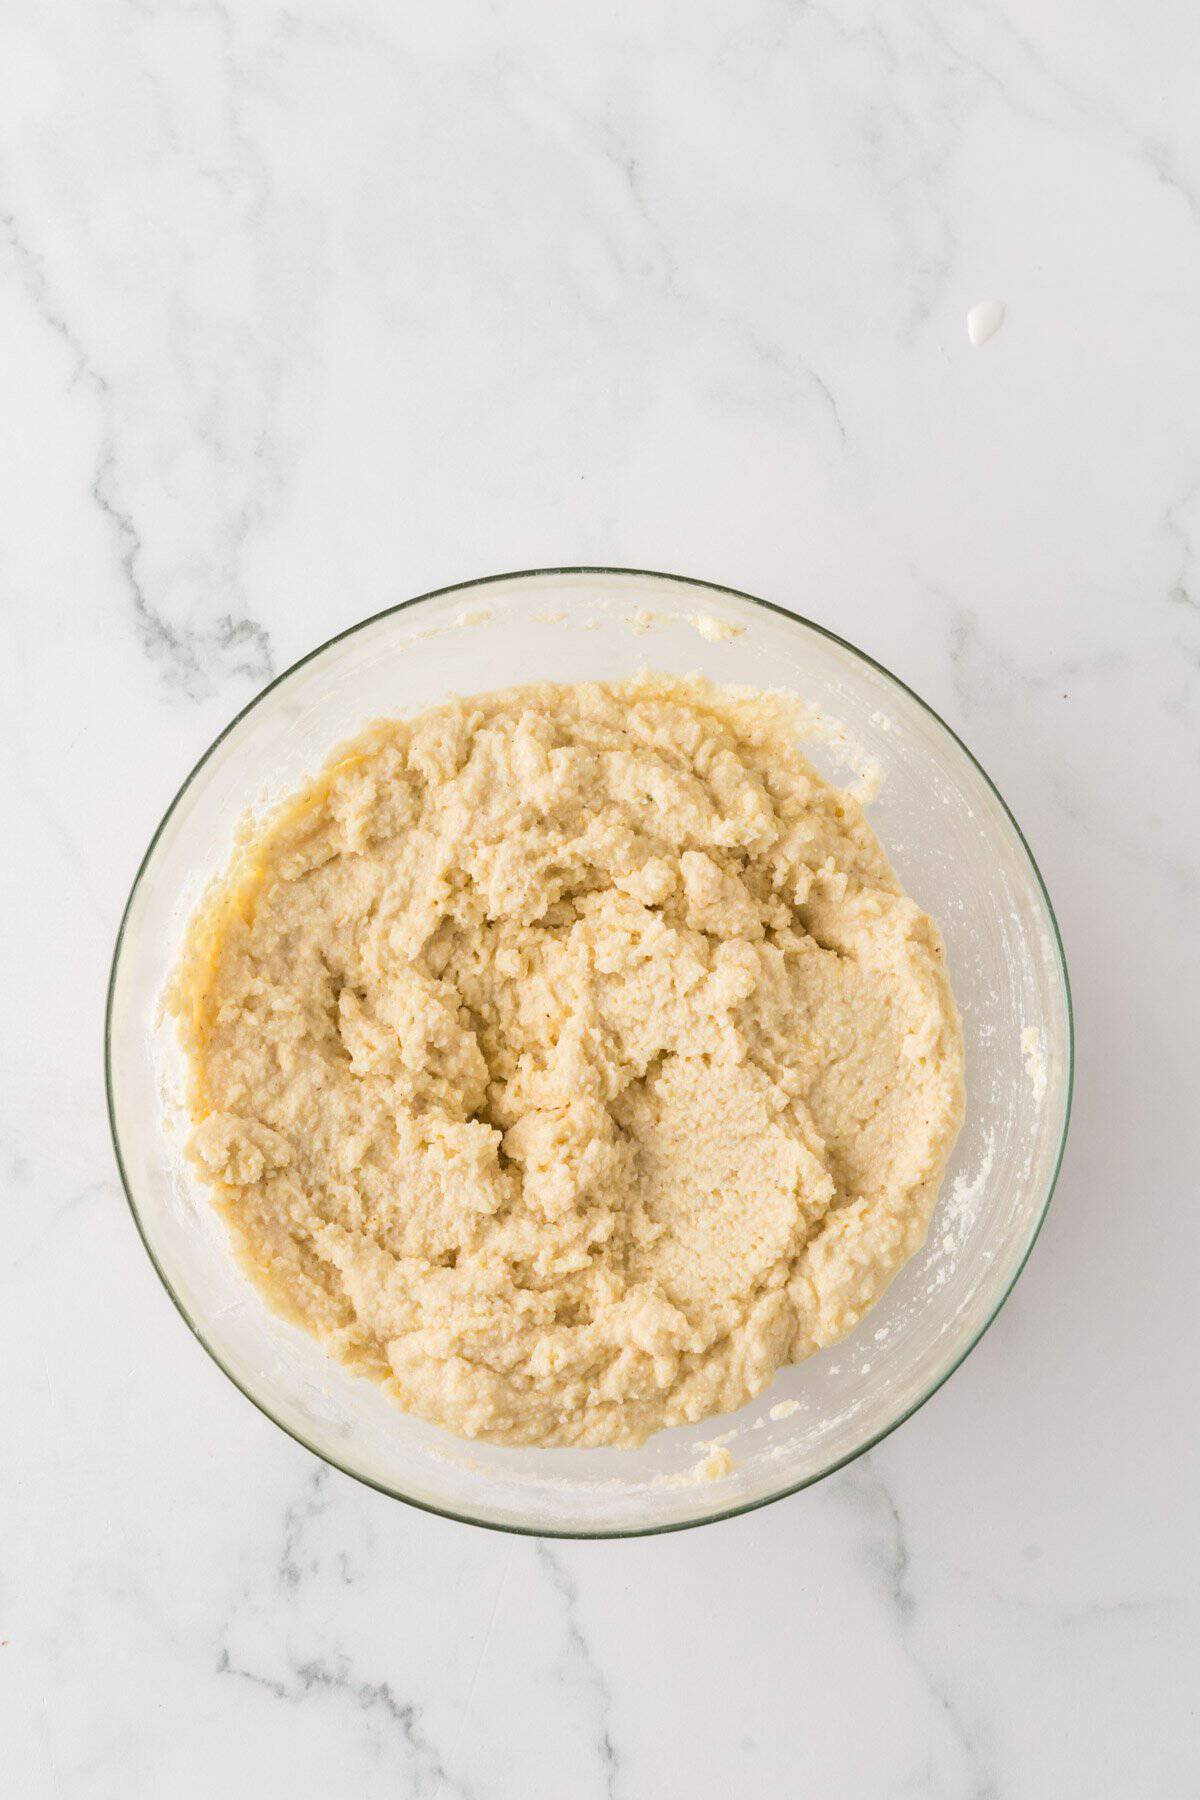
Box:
(172, 676), (963, 1447)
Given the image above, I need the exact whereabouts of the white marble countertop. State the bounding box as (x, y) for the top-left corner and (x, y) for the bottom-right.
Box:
(4, 2), (1198, 1795)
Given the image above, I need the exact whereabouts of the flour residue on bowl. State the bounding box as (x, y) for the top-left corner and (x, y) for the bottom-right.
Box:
(691, 612), (745, 642)
(696, 1444), (735, 1480)
(941, 1131), (995, 1257)
(622, 606), (746, 644)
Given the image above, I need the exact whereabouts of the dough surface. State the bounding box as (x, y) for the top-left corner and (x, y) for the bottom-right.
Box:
(171, 676), (963, 1447)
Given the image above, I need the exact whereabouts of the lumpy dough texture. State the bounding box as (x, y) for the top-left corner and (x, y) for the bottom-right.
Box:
(172, 676), (964, 1447)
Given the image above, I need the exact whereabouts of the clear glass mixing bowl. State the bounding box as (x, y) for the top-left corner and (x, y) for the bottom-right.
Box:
(106, 568), (1073, 1535)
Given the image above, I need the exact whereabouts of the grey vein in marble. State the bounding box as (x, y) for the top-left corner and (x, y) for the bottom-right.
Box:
(980, 1582), (1183, 1634)
(1164, 489), (1200, 634)
(845, 1459), (999, 1800)
(959, 0), (1200, 229)
(500, 59), (848, 446)
(277, 1464), (336, 1593)
(217, 1646), (474, 1800)
(214, 1463), (475, 1799)
(1, 165), (276, 701)
(534, 1543), (621, 1800)
(88, 440), (275, 700)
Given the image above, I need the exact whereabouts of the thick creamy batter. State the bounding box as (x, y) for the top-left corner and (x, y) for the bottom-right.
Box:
(171, 675), (963, 1447)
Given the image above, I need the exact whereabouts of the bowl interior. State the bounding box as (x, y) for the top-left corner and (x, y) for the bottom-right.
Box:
(107, 569), (1071, 1534)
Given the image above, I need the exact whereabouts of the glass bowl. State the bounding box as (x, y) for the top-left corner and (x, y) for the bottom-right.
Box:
(106, 568), (1073, 1536)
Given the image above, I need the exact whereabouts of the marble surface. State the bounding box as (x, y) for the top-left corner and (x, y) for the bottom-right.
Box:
(3, 1), (1198, 1794)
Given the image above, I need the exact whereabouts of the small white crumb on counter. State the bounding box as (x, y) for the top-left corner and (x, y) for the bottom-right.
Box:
(691, 613), (744, 642)
(768, 1398), (800, 1422)
(628, 608), (657, 635)
(967, 300), (1006, 347)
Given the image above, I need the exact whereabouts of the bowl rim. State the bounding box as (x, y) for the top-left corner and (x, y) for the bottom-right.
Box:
(104, 565), (1075, 1538)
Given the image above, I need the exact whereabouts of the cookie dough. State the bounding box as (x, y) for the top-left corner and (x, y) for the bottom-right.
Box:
(171, 675), (963, 1447)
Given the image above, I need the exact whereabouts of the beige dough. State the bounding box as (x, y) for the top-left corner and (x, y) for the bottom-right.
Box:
(171, 675), (963, 1448)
